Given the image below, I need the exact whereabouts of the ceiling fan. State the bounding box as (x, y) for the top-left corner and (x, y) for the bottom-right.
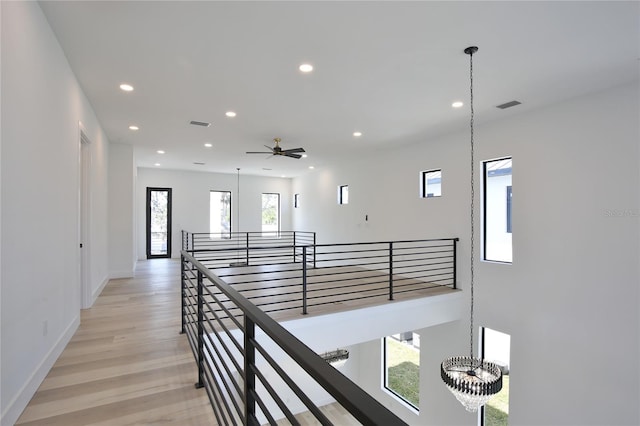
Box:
(246, 138), (305, 159)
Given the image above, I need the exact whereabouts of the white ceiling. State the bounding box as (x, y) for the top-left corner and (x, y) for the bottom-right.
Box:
(40, 1), (639, 178)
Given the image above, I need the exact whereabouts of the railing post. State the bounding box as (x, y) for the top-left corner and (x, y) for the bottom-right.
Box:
(302, 246), (308, 315)
(195, 270), (204, 389)
(293, 232), (297, 263)
(180, 255), (186, 334)
(245, 232), (250, 266)
(244, 317), (256, 423)
(452, 239), (458, 289)
(313, 233), (317, 269)
(388, 242), (394, 301)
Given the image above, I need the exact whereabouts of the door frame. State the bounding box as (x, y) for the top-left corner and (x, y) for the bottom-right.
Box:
(146, 187), (172, 258)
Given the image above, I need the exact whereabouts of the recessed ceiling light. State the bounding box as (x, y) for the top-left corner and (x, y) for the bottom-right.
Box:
(204, 143), (213, 148)
(154, 163), (161, 167)
(353, 132), (362, 137)
(302, 154), (308, 158)
(120, 83), (134, 92)
(308, 166), (315, 170)
(157, 150), (165, 154)
(299, 63), (313, 73)
(281, 175), (286, 178)
(129, 125), (139, 131)
(452, 101), (464, 108)
(225, 111), (236, 118)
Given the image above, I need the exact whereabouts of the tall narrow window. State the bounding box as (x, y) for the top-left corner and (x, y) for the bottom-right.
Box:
(294, 193), (300, 208)
(146, 187), (172, 258)
(338, 185), (349, 205)
(481, 327), (511, 426)
(421, 169), (442, 198)
(210, 190), (231, 238)
(261, 193), (280, 235)
(383, 331), (420, 411)
(483, 158), (512, 263)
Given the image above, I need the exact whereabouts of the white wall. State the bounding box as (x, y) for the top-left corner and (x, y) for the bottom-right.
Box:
(0, 2), (110, 424)
(109, 143), (136, 278)
(136, 168), (293, 259)
(293, 82), (640, 425)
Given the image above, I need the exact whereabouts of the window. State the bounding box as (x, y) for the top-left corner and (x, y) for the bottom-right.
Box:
(146, 187), (172, 258)
(421, 169), (442, 198)
(338, 185), (349, 205)
(483, 158), (512, 263)
(210, 190), (231, 237)
(261, 193), (280, 235)
(383, 332), (420, 410)
(481, 327), (511, 426)
(294, 193), (300, 208)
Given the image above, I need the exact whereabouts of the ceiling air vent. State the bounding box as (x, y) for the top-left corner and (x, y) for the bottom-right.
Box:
(190, 120), (211, 127)
(193, 162), (205, 166)
(496, 101), (522, 110)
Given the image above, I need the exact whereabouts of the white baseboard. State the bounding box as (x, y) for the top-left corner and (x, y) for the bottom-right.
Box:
(91, 275), (110, 304)
(109, 269), (134, 280)
(1, 314), (80, 426)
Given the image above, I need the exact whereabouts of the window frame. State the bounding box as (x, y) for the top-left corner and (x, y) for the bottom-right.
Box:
(261, 192), (281, 235)
(338, 185), (349, 205)
(420, 169), (442, 198)
(482, 157), (513, 263)
(382, 333), (420, 412)
(209, 190), (232, 238)
(146, 187), (172, 259)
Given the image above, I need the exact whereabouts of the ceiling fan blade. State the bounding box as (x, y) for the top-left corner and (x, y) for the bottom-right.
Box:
(264, 145), (274, 151)
(246, 151), (273, 154)
(282, 147), (305, 154)
(284, 153), (302, 159)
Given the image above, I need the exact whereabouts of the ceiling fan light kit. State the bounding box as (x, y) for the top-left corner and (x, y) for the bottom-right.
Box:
(440, 45), (503, 413)
(246, 138), (306, 159)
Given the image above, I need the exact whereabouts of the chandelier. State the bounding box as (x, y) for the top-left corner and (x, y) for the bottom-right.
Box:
(440, 46), (503, 412)
(320, 348), (349, 368)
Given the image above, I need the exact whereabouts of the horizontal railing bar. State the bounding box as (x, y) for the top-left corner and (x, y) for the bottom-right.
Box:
(249, 387), (280, 426)
(249, 365), (299, 426)
(202, 336), (245, 414)
(202, 314), (245, 380)
(203, 285), (245, 332)
(201, 360), (242, 426)
(251, 338), (332, 425)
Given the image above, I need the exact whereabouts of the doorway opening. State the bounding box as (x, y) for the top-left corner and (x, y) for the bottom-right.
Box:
(79, 128), (91, 308)
(146, 187), (172, 258)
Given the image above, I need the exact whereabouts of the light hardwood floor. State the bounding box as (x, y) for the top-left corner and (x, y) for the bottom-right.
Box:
(16, 259), (216, 426)
(17, 258), (438, 425)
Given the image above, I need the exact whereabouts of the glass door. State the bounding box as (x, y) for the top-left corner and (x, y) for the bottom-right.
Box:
(146, 187), (172, 258)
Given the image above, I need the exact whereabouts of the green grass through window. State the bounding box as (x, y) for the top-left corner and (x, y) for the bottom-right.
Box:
(385, 337), (419, 407)
(485, 374), (509, 426)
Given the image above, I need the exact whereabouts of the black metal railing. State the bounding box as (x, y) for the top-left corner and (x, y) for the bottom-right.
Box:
(182, 231), (316, 268)
(201, 238), (458, 317)
(181, 251), (408, 425)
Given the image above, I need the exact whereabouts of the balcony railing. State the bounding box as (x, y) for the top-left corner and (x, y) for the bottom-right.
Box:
(184, 236), (458, 317)
(180, 234), (458, 423)
(181, 250), (409, 425)
(182, 231), (316, 268)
